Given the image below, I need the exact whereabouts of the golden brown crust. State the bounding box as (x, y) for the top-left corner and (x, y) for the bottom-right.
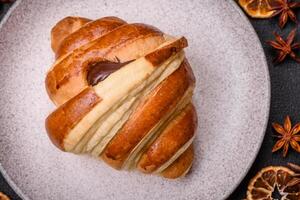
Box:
(160, 145), (194, 179)
(45, 16), (198, 179)
(145, 37), (188, 66)
(46, 23), (165, 105)
(45, 87), (101, 150)
(55, 17), (127, 59)
(51, 16), (91, 53)
(101, 60), (194, 169)
(137, 104), (197, 173)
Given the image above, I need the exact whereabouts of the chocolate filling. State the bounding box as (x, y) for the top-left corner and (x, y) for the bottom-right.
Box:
(87, 59), (134, 86)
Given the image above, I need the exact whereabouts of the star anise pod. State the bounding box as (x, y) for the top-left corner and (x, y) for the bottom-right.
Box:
(272, 115), (300, 157)
(270, 0), (300, 28)
(267, 28), (300, 63)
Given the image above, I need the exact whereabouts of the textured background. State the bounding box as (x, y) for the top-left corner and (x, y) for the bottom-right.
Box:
(0, 1), (299, 200)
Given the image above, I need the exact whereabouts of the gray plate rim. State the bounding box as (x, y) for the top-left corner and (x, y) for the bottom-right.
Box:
(0, 0), (270, 199)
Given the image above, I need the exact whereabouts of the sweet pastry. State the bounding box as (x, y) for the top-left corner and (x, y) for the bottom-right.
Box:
(45, 16), (198, 179)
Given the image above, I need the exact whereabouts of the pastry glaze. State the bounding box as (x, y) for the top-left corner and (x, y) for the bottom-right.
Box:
(46, 87), (101, 150)
(45, 16), (198, 179)
(101, 60), (194, 169)
(51, 16), (91, 53)
(55, 17), (126, 59)
(46, 23), (165, 106)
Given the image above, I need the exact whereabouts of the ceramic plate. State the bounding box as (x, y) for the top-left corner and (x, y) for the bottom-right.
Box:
(0, 0), (270, 199)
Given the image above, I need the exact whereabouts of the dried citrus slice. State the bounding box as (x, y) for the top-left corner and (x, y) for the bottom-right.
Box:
(247, 166), (300, 200)
(238, 0), (280, 18)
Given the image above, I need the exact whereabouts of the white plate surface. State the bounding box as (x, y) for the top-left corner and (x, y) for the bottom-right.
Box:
(0, 0), (270, 199)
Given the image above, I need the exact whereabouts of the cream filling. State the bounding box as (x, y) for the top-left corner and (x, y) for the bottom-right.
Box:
(161, 160), (193, 179)
(90, 102), (137, 156)
(74, 58), (183, 155)
(63, 57), (153, 151)
(154, 136), (195, 174)
(179, 162), (193, 178)
(122, 87), (194, 170)
(72, 97), (136, 154)
(74, 87), (142, 154)
(88, 52), (185, 156)
(73, 52), (184, 154)
(83, 97), (136, 153)
(63, 48), (184, 152)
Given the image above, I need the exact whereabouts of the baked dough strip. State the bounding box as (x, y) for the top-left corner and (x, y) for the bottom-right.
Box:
(123, 86), (194, 170)
(46, 16), (198, 178)
(72, 51), (184, 154)
(88, 53), (185, 156)
(61, 38), (187, 151)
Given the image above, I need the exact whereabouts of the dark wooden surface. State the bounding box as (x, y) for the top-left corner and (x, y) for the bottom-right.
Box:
(0, 1), (299, 200)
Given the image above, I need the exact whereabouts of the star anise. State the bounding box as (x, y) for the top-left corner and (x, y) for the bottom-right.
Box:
(270, 0), (300, 28)
(272, 115), (300, 157)
(267, 28), (300, 63)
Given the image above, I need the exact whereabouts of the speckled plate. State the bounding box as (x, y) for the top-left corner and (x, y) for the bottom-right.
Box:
(0, 0), (270, 199)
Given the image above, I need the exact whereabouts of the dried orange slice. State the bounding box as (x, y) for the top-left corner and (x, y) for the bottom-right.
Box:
(238, 0), (280, 18)
(247, 166), (300, 200)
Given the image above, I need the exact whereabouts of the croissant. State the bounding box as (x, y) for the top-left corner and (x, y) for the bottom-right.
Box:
(45, 16), (198, 179)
